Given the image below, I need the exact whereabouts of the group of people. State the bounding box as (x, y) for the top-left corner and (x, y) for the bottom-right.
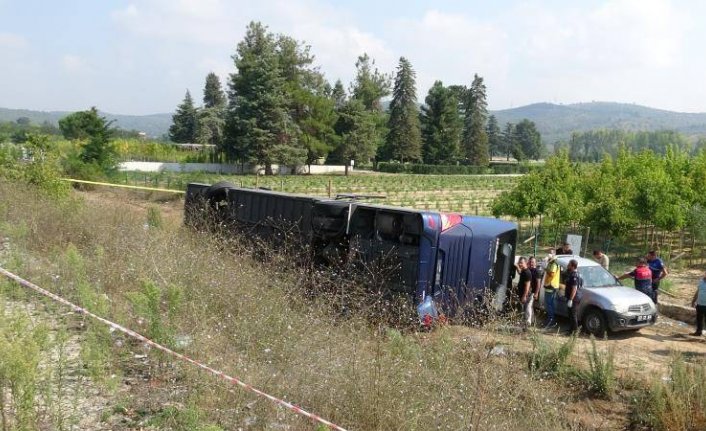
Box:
(514, 252), (578, 333)
(514, 245), (706, 337)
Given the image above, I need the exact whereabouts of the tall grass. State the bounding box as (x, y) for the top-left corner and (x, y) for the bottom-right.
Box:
(0, 182), (570, 430)
(634, 354), (706, 430)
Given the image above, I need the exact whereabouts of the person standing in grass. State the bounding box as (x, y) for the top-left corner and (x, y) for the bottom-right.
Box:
(647, 250), (668, 305)
(564, 259), (581, 334)
(543, 253), (560, 328)
(618, 258), (653, 299)
(592, 250), (610, 271)
(516, 257), (533, 329)
(690, 270), (706, 336)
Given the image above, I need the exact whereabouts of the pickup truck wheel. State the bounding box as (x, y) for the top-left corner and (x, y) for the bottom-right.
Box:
(582, 308), (607, 337)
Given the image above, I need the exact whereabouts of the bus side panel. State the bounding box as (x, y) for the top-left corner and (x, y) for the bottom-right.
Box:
(228, 188), (318, 242)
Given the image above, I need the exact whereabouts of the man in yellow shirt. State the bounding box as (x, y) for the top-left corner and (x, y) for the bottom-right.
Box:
(543, 253), (561, 328)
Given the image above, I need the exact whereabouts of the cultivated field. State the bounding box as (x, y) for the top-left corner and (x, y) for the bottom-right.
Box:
(116, 171), (519, 216)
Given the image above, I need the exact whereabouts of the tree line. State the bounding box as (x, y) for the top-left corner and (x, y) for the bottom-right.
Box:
(168, 21), (543, 172)
(559, 129), (706, 162)
(492, 148), (706, 241)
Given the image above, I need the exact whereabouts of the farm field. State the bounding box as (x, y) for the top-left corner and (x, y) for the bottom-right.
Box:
(114, 171), (520, 216)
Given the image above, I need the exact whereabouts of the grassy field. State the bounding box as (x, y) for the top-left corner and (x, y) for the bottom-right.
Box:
(113, 171), (519, 216)
(2, 182), (706, 430)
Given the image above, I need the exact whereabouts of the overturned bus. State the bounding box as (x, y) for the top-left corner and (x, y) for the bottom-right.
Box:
(184, 181), (518, 321)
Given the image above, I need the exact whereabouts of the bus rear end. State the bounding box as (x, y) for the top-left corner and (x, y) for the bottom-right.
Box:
(421, 213), (517, 320)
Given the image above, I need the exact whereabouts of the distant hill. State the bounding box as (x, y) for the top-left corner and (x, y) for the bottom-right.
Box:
(0, 107), (172, 138)
(491, 102), (706, 144)
(4, 101), (706, 143)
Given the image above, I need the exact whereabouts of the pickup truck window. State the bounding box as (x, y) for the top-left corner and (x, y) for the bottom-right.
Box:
(578, 266), (618, 288)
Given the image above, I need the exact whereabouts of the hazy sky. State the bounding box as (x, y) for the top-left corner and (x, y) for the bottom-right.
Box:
(1, 0), (705, 115)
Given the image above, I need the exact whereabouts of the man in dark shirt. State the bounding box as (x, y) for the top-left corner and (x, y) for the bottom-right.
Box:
(647, 250), (668, 304)
(565, 259), (581, 334)
(516, 257), (533, 329)
(528, 256), (541, 301)
(556, 242), (573, 255)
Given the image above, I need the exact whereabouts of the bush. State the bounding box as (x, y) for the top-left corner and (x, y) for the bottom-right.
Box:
(1, 135), (70, 198)
(581, 337), (616, 398)
(634, 355), (706, 430)
(528, 333), (576, 377)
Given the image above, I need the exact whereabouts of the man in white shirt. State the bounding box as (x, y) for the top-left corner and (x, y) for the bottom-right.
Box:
(592, 250), (610, 271)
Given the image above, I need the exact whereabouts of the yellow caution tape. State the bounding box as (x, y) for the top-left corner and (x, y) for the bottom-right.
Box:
(61, 178), (185, 194)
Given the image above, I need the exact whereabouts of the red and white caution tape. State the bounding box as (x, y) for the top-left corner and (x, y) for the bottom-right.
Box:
(0, 267), (349, 431)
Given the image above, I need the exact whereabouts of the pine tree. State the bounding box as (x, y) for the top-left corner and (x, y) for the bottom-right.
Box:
(277, 34), (338, 168)
(487, 115), (502, 158)
(420, 81), (462, 164)
(196, 73), (227, 154)
(350, 53), (391, 112)
(502, 122), (516, 161)
(331, 99), (378, 174)
(341, 53), (390, 165)
(330, 79), (347, 109)
(196, 108), (225, 154)
(381, 57), (422, 162)
(169, 90), (198, 143)
(203, 72), (226, 109)
(224, 22), (291, 173)
(461, 74), (489, 165)
(514, 119), (543, 160)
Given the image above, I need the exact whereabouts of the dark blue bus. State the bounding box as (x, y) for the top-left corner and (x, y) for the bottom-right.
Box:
(185, 182), (517, 321)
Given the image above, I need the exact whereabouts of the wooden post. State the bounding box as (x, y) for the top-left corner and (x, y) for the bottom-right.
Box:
(281, 179), (284, 191)
(327, 178), (332, 198)
(256, 174), (259, 189)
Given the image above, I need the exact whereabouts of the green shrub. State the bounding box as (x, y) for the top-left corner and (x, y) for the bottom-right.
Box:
(146, 206), (163, 229)
(127, 280), (182, 348)
(581, 337), (616, 398)
(147, 405), (224, 431)
(0, 305), (50, 430)
(1, 135), (70, 198)
(633, 355), (706, 430)
(528, 333), (576, 377)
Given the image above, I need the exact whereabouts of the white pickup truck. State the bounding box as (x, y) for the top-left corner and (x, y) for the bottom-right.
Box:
(524, 255), (657, 336)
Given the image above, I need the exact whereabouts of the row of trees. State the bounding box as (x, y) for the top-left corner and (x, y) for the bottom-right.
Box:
(492, 148), (706, 239)
(0, 118), (60, 143)
(560, 129), (706, 162)
(168, 21), (544, 172)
